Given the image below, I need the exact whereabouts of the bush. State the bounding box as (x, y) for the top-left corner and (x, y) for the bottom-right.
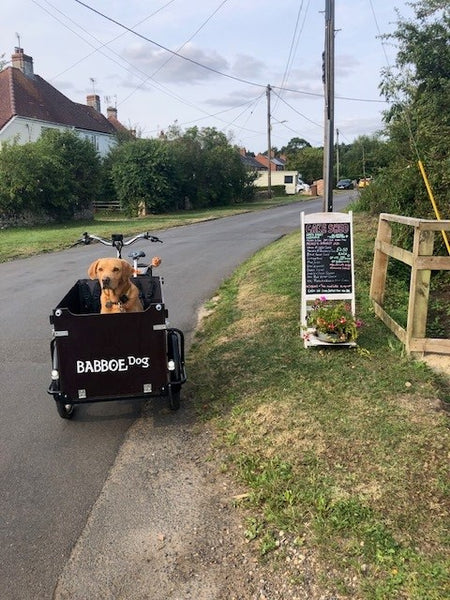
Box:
(0, 130), (102, 222)
(109, 139), (177, 216)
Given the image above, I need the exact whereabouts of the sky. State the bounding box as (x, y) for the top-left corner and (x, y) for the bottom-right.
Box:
(2, 0), (414, 153)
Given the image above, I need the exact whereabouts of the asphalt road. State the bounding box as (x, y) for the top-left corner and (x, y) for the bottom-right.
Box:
(0, 195), (351, 599)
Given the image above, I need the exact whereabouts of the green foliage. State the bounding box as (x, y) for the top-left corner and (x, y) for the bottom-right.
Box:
(0, 143), (64, 216)
(286, 146), (323, 183)
(338, 135), (391, 183)
(0, 129), (101, 221)
(357, 0), (450, 218)
(280, 137), (312, 157)
(105, 125), (254, 215)
(109, 138), (176, 215)
(37, 129), (101, 215)
(305, 297), (362, 342)
(169, 126), (252, 208)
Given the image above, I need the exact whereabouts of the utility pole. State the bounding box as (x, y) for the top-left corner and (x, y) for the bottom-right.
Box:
(336, 127), (340, 183)
(266, 84), (272, 198)
(362, 145), (366, 180)
(322, 0), (335, 212)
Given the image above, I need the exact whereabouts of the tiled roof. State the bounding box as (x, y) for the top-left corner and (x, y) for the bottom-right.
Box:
(240, 154), (267, 170)
(107, 114), (129, 133)
(0, 66), (117, 134)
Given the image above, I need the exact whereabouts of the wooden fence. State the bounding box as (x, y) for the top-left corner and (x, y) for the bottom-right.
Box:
(93, 199), (122, 211)
(370, 213), (450, 356)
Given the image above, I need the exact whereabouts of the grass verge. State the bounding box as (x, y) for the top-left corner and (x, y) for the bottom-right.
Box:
(186, 212), (450, 599)
(0, 195), (303, 262)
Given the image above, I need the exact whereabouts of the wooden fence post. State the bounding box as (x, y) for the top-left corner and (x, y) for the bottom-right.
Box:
(406, 227), (435, 355)
(370, 216), (391, 305)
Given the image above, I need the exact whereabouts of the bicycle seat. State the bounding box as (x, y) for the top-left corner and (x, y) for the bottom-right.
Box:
(128, 250), (146, 259)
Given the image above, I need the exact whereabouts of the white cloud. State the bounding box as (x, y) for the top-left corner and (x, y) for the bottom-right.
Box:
(122, 42), (228, 84)
(0, 0), (413, 151)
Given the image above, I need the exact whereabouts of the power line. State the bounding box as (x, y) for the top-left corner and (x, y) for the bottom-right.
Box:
(32, 0), (244, 127)
(48, 0), (179, 80)
(367, 0), (392, 68)
(73, 0), (266, 89)
(31, 0), (269, 140)
(273, 0), (310, 114)
(120, 0), (230, 105)
(271, 88), (322, 128)
(72, 0), (387, 105)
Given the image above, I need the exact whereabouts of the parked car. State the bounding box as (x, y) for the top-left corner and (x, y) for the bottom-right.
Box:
(297, 179), (310, 193)
(358, 177), (372, 188)
(336, 178), (354, 190)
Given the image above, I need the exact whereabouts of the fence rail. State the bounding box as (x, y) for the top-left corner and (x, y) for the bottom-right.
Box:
(370, 213), (450, 356)
(93, 200), (122, 211)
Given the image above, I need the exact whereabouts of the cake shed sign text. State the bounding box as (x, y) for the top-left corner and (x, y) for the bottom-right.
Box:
(303, 218), (353, 295)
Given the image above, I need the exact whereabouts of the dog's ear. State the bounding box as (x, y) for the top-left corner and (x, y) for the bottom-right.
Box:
(120, 259), (133, 281)
(88, 259), (100, 279)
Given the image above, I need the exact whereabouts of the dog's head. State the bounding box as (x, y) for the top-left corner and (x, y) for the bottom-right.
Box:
(88, 258), (133, 291)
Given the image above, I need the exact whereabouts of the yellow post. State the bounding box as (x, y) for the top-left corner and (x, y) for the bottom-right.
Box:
(418, 160), (450, 255)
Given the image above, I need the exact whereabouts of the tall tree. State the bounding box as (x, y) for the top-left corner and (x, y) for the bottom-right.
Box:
(286, 146), (323, 183)
(281, 137), (312, 156)
(369, 0), (450, 218)
(109, 138), (176, 215)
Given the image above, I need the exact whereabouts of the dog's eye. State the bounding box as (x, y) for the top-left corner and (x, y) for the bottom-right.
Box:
(98, 267), (103, 272)
(113, 267), (120, 272)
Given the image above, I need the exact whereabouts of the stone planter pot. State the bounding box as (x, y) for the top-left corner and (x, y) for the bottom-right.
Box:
(316, 331), (350, 344)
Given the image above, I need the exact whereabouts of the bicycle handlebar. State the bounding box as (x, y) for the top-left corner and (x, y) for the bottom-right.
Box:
(79, 231), (162, 245)
(73, 231), (163, 257)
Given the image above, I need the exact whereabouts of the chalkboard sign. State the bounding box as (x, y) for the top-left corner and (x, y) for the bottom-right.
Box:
(303, 220), (353, 295)
(300, 212), (355, 347)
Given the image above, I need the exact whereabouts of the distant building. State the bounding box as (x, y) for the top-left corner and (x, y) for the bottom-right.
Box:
(254, 170), (300, 195)
(239, 148), (267, 171)
(0, 47), (128, 156)
(254, 153), (286, 171)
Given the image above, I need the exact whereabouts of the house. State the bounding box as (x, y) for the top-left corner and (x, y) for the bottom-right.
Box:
(254, 170), (300, 195)
(254, 153), (286, 171)
(239, 148), (266, 171)
(0, 47), (126, 156)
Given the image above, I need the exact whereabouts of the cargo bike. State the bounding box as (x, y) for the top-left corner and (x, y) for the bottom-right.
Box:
(48, 231), (186, 419)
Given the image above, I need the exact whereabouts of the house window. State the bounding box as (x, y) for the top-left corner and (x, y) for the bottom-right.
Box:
(85, 134), (99, 150)
(284, 175), (294, 184)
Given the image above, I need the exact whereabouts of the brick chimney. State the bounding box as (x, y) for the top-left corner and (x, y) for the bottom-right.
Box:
(106, 106), (117, 120)
(86, 94), (101, 113)
(11, 47), (34, 78)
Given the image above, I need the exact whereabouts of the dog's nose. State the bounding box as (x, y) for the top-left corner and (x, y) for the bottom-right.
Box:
(102, 276), (111, 288)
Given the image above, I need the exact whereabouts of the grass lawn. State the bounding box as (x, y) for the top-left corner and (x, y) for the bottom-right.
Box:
(0, 196), (303, 262)
(186, 212), (450, 599)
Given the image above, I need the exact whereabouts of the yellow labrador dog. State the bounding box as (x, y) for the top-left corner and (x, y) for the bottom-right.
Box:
(88, 258), (143, 314)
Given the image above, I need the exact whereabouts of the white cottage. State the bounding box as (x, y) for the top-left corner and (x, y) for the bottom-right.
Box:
(0, 47), (126, 156)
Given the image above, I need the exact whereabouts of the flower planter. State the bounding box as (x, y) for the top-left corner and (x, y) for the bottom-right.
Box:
(316, 331), (351, 344)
